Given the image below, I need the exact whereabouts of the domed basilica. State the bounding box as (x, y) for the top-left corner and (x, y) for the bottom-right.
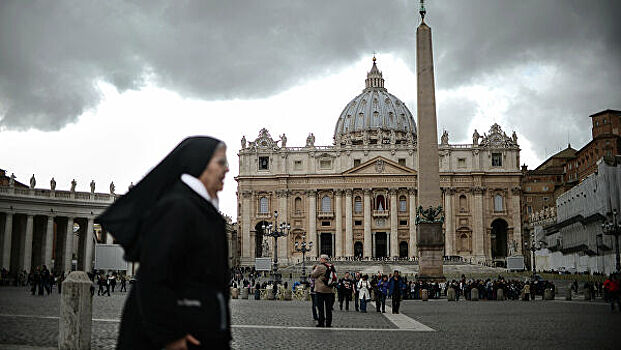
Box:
(235, 58), (522, 267)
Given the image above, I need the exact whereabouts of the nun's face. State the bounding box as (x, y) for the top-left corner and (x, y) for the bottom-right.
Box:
(200, 146), (228, 197)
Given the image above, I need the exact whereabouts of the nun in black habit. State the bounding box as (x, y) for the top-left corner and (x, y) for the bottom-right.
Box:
(97, 136), (231, 350)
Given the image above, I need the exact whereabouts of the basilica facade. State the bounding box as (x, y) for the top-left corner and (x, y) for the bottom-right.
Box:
(235, 60), (523, 267)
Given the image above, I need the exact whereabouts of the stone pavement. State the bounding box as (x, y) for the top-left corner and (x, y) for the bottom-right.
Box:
(1, 286), (620, 349)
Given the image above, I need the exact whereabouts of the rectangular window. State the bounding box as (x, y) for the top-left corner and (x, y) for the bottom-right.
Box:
(543, 197), (549, 201)
(294, 160), (302, 170)
(492, 153), (502, 167)
(527, 206), (532, 214)
(354, 159), (361, 167)
(543, 186), (549, 191)
(354, 220), (362, 226)
(399, 199), (407, 212)
(320, 159), (332, 169)
(398, 158), (406, 166)
(321, 221), (331, 227)
(259, 156), (270, 170)
(458, 158), (466, 168)
(399, 220), (408, 226)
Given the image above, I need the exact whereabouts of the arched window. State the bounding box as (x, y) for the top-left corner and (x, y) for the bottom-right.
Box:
(321, 196), (332, 212)
(354, 196), (362, 213)
(459, 195), (468, 212)
(259, 197), (269, 213)
(294, 197), (302, 214)
(376, 195), (386, 211)
(494, 194), (503, 212)
(459, 233), (471, 252)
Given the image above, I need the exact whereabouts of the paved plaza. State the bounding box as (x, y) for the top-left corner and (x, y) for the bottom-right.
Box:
(0, 286), (619, 349)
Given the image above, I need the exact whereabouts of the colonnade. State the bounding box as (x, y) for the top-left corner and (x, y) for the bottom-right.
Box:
(0, 212), (96, 275)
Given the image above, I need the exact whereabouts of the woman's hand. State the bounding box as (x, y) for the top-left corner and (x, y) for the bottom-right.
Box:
(165, 334), (200, 350)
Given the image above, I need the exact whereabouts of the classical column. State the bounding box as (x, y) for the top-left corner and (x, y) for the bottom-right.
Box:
(335, 190), (343, 258)
(308, 190), (318, 257)
(363, 189), (372, 257)
(2, 213), (13, 270)
(83, 218), (95, 272)
(64, 217), (74, 272)
(473, 187), (486, 261)
(345, 189), (353, 257)
(22, 215), (34, 272)
(241, 191), (253, 262)
(389, 189), (398, 258)
(511, 187), (523, 255)
(277, 190), (289, 263)
(408, 189), (417, 258)
(444, 188), (455, 256)
(43, 216), (54, 268)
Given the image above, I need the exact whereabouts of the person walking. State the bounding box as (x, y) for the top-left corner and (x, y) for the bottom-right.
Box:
(376, 275), (389, 313)
(310, 255), (336, 327)
(604, 274), (620, 311)
(97, 136), (232, 349)
(120, 274), (127, 293)
(338, 272), (354, 311)
(357, 275), (371, 313)
(388, 271), (406, 314)
(309, 276), (319, 321)
(353, 272), (361, 312)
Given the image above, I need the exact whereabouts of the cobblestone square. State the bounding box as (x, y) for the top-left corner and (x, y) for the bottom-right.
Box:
(1, 286), (620, 349)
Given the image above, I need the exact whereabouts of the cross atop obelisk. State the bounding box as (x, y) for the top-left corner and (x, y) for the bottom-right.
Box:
(415, 0), (445, 281)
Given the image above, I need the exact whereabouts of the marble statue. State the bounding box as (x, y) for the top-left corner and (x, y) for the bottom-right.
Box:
(262, 237), (271, 257)
(90, 180), (96, 193)
(29, 174), (36, 189)
(441, 130), (449, 145)
(390, 129), (396, 144)
(512, 131), (518, 143)
(306, 133), (315, 147)
(50, 177), (56, 191)
(129, 182), (134, 190)
(472, 129), (480, 145)
(9, 173), (15, 187)
(109, 181), (115, 195)
(280, 133), (287, 148)
(241, 135), (247, 149)
(70, 179), (77, 192)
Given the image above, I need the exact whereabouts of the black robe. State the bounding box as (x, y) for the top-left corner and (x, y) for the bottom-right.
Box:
(117, 181), (231, 349)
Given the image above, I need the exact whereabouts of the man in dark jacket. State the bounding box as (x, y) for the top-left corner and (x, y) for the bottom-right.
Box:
(97, 137), (231, 349)
(388, 270), (406, 314)
(338, 272), (354, 311)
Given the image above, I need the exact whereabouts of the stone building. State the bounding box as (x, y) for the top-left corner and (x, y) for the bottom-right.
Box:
(235, 60), (523, 267)
(531, 156), (621, 274)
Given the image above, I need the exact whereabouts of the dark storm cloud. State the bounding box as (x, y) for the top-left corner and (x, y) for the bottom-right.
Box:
(0, 0), (619, 166)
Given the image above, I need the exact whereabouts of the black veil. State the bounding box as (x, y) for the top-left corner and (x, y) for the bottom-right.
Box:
(96, 136), (223, 262)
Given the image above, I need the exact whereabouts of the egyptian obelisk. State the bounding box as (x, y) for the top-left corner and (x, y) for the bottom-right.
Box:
(415, 1), (444, 280)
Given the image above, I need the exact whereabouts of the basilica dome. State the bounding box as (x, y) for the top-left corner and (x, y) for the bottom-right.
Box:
(333, 58), (417, 146)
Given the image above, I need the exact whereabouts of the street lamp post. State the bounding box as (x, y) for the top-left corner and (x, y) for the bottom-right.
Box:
(525, 232), (542, 278)
(294, 234), (313, 283)
(262, 210), (290, 283)
(602, 209), (621, 272)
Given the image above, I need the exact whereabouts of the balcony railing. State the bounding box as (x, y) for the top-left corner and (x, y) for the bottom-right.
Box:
(317, 211), (334, 218)
(372, 210), (389, 218)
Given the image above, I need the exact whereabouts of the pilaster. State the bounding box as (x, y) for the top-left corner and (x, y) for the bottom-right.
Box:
(408, 189), (417, 258)
(308, 190), (318, 257)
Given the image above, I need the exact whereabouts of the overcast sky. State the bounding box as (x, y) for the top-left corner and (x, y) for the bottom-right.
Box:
(1, 0), (620, 218)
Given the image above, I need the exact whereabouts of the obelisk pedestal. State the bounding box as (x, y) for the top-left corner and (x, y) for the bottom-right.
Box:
(415, 5), (445, 281)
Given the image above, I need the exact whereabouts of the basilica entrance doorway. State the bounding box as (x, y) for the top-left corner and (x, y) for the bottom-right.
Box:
(399, 241), (408, 258)
(491, 219), (508, 264)
(320, 233), (333, 257)
(254, 221), (268, 258)
(354, 241), (363, 259)
(375, 232), (387, 258)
